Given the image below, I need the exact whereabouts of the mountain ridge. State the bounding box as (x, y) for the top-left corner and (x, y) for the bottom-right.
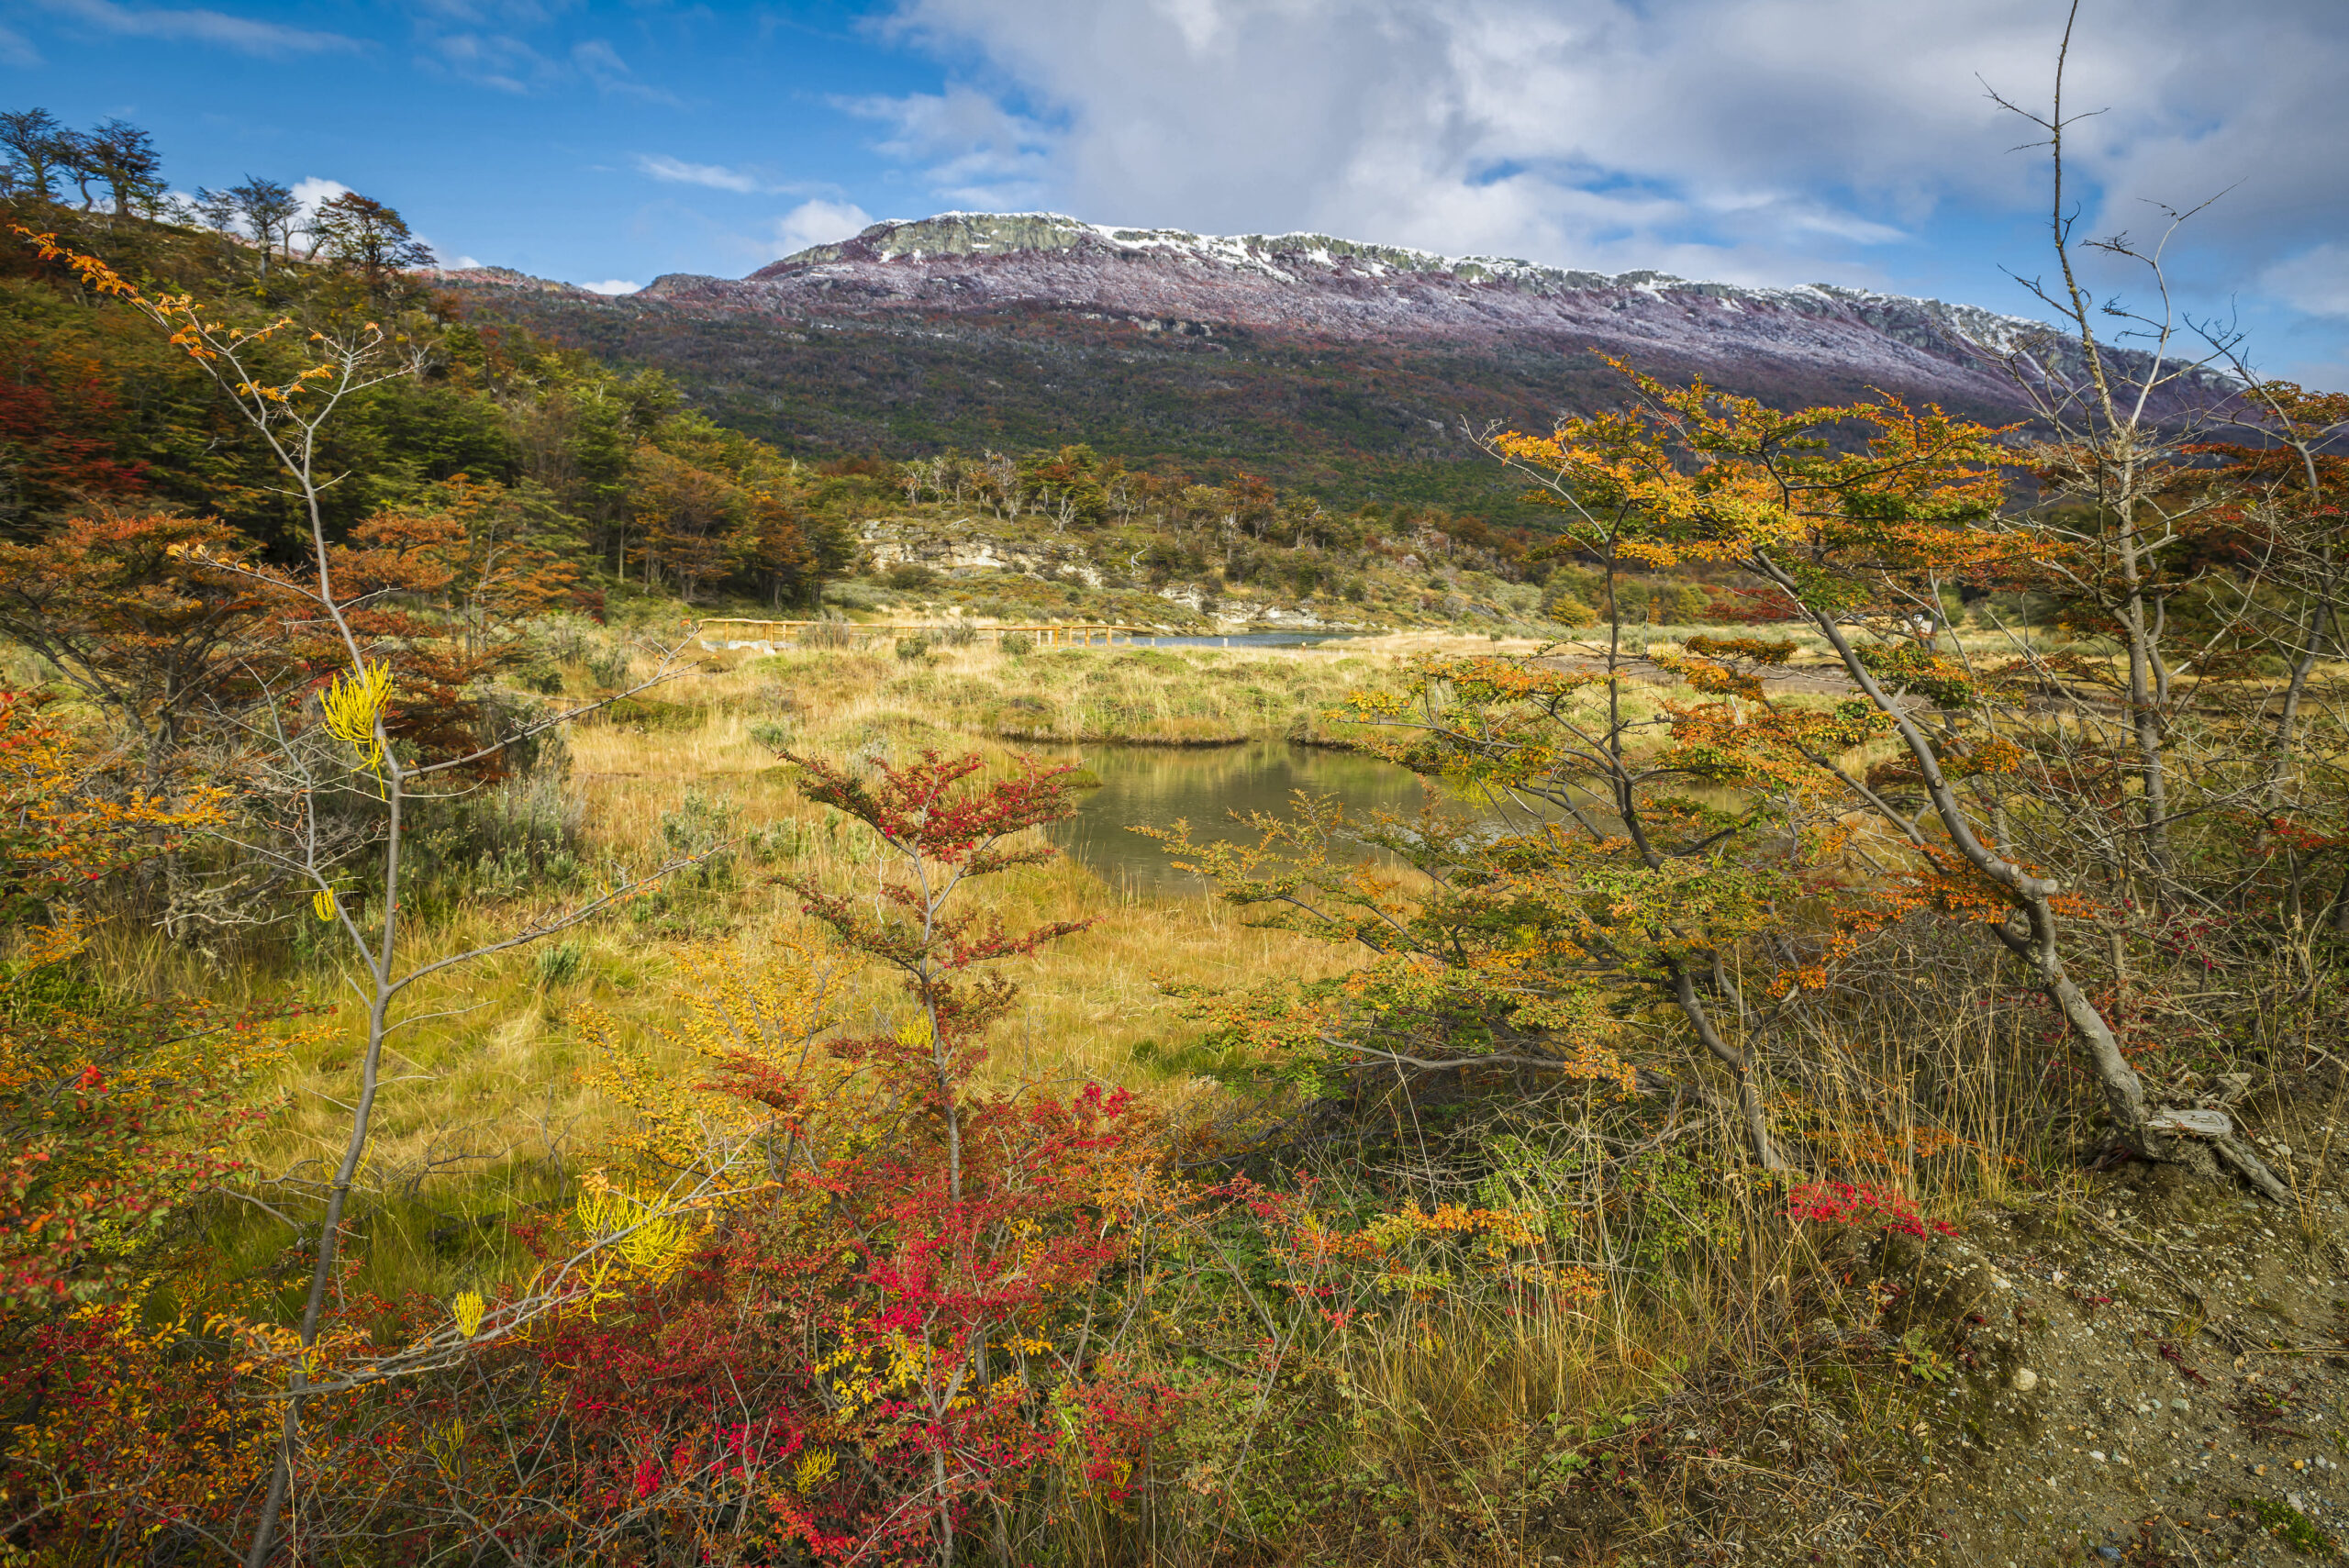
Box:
(430, 209), (2223, 515)
(730, 208), (2050, 359)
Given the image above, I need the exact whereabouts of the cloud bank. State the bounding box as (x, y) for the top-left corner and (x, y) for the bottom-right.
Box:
(864, 0), (2348, 326)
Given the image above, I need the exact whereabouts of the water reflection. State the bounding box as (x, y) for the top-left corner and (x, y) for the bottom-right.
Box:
(1124, 631), (1362, 650)
(1044, 740), (1437, 895)
(1044, 742), (1751, 895)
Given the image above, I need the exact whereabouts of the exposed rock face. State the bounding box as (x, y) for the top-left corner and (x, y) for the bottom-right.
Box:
(433, 213), (2232, 478)
(419, 265), (608, 300)
(620, 211), (2166, 415)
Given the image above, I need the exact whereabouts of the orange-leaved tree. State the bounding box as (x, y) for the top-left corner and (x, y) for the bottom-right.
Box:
(1152, 408), (1905, 1172)
(6, 226), (712, 1568)
(1488, 364), (2285, 1196)
(1148, 658), (1842, 1171)
(0, 685), (261, 1308)
(0, 686), (295, 1551)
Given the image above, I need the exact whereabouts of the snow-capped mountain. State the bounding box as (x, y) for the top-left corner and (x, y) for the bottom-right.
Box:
(436, 212), (2226, 490)
(627, 211), (2076, 410)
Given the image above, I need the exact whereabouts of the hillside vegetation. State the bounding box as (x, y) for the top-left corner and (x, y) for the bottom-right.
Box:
(6, 106), (2349, 1568)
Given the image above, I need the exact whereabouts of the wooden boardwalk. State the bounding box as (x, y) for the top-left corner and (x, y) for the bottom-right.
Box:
(696, 617), (1173, 650)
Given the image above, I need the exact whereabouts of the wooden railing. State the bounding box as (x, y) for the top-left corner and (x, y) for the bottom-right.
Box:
(695, 618), (1173, 649)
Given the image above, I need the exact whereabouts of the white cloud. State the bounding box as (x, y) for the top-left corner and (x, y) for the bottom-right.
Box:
(418, 26), (549, 93)
(578, 277), (642, 295)
(838, 84), (1053, 208)
(573, 38), (676, 105)
(33, 0), (360, 55)
(773, 199), (874, 260)
(635, 154), (768, 194)
(2261, 244), (2349, 320)
(871, 0), (2349, 304)
(289, 176), (354, 224)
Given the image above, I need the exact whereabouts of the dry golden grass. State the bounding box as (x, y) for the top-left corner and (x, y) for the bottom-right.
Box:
(162, 631), (1943, 1220)
(158, 636), (1442, 1296)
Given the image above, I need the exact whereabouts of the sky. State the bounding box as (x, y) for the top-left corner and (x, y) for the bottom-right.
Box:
(11, 0), (2347, 384)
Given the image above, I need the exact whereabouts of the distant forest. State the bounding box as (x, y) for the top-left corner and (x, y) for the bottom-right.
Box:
(438, 279), (1577, 526)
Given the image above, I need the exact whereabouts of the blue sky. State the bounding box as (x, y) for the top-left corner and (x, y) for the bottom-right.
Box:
(11, 0), (2346, 384)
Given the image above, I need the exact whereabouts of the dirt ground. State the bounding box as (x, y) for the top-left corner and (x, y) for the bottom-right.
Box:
(1907, 1075), (2349, 1567)
(1505, 1072), (2349, 1568)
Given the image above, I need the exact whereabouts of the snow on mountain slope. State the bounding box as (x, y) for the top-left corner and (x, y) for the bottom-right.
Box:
(614, 212), (2130, 416)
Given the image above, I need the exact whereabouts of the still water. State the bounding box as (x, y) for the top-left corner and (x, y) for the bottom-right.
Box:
(1122, 631), (1362, 650)
(1044, 740), (1439, 895)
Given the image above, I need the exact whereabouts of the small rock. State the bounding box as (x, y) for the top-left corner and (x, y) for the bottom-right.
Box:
(2010, 1368), (2039, 1393)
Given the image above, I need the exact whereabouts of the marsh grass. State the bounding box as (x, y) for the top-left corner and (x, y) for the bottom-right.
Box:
(85, 625), (2268, 1565)
(161, 637), (1450, 1305)
(152, 628), (2076, 1316)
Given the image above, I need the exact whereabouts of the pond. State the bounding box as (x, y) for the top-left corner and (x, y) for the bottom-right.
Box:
(1122, 630), (1364, 650)
(1044, 740), (1439, 895)
(1043, 741), (1738, 895)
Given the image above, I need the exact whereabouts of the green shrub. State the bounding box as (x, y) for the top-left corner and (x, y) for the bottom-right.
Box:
(1652, 581), (1711, 623)
(584, 646), (633, 689)
(800, 619), (856, 651)
(602, 695), (702, 731)
(1000, 632), (1034, 656)
(822, 580), (885, 610)
(533, 939), (585, 989)
(895, 635), (932, 662)
(656, 787), (740, 889)
(744, 818), (810, 862)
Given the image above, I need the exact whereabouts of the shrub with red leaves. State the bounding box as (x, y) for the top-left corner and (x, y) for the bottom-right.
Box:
(1785, 1180), (1954, 1240)
(493, 750), (1174, 1563)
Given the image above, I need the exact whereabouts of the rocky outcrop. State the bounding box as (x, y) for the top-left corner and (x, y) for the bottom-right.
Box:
(618, 212), (2223, 417)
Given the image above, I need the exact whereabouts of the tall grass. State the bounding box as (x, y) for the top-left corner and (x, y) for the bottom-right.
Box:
(89, 624), (2302, 1563)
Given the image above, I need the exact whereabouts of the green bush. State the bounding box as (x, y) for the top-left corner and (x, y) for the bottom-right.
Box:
(533, 939), (585, 989)
(1000, 632), (1034, 656)
(1642, 582), (1704, 624)
(895, 635), (933, 662)
(601, 695), (702, 731)
(584, 646), (633, 689)
(655, 787), (740, 890)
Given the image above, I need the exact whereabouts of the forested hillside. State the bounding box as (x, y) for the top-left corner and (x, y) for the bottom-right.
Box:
(0, 129), (1588, 627)
(428, 207), (2225, 525)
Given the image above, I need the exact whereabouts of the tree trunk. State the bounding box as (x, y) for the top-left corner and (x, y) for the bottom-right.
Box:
(1668, 962), (1786, 1171)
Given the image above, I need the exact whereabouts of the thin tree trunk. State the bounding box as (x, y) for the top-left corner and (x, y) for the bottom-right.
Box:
(1668, 962), (1786, 1170)
(2266, 595), (2332, 810)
